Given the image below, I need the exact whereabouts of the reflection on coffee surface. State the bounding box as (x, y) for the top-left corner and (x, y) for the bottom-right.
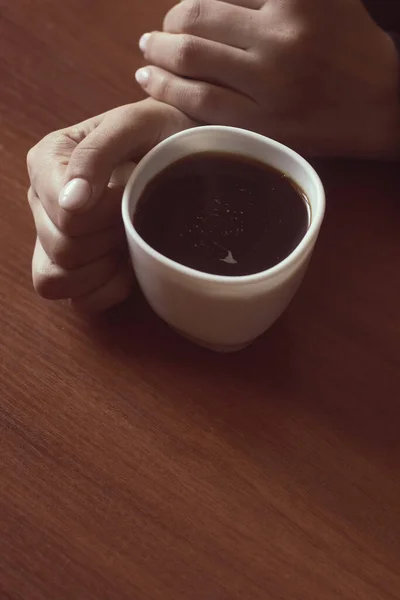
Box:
(134, 152), (309, 276)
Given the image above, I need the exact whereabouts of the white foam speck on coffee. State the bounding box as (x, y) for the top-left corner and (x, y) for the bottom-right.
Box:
(220, 251), (237, 265)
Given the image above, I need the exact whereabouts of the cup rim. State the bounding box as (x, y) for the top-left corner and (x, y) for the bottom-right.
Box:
(122, 126), (325, 285)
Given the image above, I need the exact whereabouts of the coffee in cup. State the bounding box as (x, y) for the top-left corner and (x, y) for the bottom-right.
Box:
(122, 126), (325, 351)
(134, 151), (310, 278)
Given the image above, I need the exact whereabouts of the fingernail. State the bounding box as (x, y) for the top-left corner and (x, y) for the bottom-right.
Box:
(59, 178), (92, 211)
(135, 68), (150, 88)
(139, 33), (151, 53)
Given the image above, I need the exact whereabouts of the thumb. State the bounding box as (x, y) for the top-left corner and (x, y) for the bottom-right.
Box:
(58, 100), (192, 212)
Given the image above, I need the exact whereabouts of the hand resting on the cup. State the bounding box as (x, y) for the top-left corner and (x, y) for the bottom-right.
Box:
(27, 99), (195, 311)
(136, 0), (400, 158)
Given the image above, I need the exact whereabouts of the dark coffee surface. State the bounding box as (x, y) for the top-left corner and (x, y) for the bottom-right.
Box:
(134, 152), (309, 276)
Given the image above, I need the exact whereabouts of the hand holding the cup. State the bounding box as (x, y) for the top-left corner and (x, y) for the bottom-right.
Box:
(137, 0), (400, 158)
(27, 99), (195, 311)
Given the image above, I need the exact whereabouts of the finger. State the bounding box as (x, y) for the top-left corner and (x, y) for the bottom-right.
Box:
(28, 188), (122, 243)
(70, 262), (134, 312)
(28, 130), (125, 237)
(135, 66), (255, 127)
(62, 102), (186, 211)
(32, 238), (126, 301)
(163, 0), (256, 49)
(141, 32), (251, 89)
(28, 187), (126, 269)
(28, 101), (194, 238)
(56, 185), (124, 237)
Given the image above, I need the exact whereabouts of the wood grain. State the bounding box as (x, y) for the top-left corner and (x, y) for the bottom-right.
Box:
(0, 2), (399, 599)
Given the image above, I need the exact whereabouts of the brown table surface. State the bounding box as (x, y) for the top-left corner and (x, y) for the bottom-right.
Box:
(1, 2), (400, 599)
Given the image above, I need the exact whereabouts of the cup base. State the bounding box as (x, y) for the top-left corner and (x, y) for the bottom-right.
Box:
(172, 328), (253, 353)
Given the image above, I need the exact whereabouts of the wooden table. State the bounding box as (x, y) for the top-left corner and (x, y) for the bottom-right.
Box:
(1, 2), (399, 599)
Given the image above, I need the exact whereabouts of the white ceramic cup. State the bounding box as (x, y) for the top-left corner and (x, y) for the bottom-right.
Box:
(122, 126), (325, 352)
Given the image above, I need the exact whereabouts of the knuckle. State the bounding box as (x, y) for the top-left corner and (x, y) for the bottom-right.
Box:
(175, 0), (204, 33)
(152, 75), (220, 120)
(44, 231), (77, 269)
(150, 71), (174, 101)
(175, 35), (198, 73)
(57, 210), (78, 236)
(27, 130), (61, 184)
(185, 83), (219, 117)
(62, 125), (85, 145)
(33, 275), (52, 299)
(32, 236), (71, 300)
(274, 25), (308, 51)
(33, 268), (63, 300)
(35, 214), (80, 263)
